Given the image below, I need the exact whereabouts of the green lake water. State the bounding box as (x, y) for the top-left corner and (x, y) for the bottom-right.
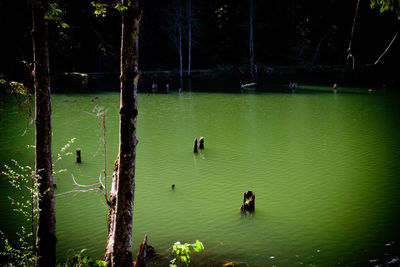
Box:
(1, 87), (400, 266)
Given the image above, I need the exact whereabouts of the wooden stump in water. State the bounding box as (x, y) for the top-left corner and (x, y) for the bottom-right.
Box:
(193, 138), (198, 153)
(76, 148), (81, 163)
(199, 136), (204, 149)
(133, 235), (148, 267)
(241, 190), (255, 212)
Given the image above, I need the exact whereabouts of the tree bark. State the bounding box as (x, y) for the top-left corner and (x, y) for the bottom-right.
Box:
(310, 32), (328, 70)
(32, 0), (56, 266)
(187, 0), (191, 76)
(249, 0), (255, 82)
(104, 0), (142, 265)
(347, 0), (361, 70)
(179, 23), (183, 78)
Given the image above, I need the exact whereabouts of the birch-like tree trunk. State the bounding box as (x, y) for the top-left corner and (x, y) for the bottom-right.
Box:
(104, 0), (142, 265)
(32, 0), (56, 266)
(179, 23), (183, 78)
(187, 0), (191, 76)
(249, 0), (255, 82)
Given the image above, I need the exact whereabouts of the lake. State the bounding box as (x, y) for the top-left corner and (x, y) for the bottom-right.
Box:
(1, 85), (400, 266)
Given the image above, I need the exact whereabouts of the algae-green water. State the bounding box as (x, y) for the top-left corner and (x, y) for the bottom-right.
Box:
(1, 88), (400, 266)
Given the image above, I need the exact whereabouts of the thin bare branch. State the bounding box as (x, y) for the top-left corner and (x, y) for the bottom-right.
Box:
(375, 33), (398, 65)
(72, 174), (101, 187)
(55, 188), (101, 197)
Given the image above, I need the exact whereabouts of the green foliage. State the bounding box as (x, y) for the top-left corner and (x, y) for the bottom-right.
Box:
(54, 138), (76, 175)
(91, 2), (108, 17)
(72, 250), (107, 267)
(91, 1), (132, 17)
(0, 75), (34, 126)
(370, 0), (400, 19)
(1, 160), (38, 265)
(0, 79), (27, 95)
(170, 240), (204, 267)
(45, 3), (69, 28)
(116, 0), (134, 10)
(3, 160), (40, 220)
(0, 227), (36, 265)
(114, 2), (128, 12)
(0, 140), (75, 265)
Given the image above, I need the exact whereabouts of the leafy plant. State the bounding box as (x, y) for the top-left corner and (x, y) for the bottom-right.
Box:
(0, 227), (36, 265)
(370, 0), (400, 19)
(170, 240), (204, 267)
(72, 249), (107, 267)
(45, 3), (69, 28)
(91, 2), (108, 17)
(2, 160), (40, 256)
(0, 140), (75, 265)
(91, 0), (132, 18)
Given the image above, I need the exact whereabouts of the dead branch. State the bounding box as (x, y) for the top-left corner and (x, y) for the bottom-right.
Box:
(347, 0), (360, 70)
(375, 33), (398, 65)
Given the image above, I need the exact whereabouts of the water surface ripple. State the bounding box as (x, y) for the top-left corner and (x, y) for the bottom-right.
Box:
(0, 91), (399, 266)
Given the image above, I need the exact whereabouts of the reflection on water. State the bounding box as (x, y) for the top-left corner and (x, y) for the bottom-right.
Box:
(0, 89), (400, 266)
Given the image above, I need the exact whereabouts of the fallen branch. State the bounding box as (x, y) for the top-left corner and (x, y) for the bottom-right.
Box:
(54, 174), (104, 197)
(72, 174), (101, 188)
(55, 188), (101, 197)
(375, 33), (398, 65)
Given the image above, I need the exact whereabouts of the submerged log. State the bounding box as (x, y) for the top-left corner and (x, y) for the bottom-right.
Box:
(240, 190), (255, 212)
(199, 136), (204, 149)
(76, 148), (81, 163)
(193, 138), (198, 153)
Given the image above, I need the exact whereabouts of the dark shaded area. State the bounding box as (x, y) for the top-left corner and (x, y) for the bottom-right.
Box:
(0, 0), (399, 91)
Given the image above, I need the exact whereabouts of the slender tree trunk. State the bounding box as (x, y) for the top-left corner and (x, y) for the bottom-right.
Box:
(187, 0), (191, 76)
(347, 0), (360, 70)
(310, 32), (328, 70)
(179, 24), (183, 78)
(104, 0), (142, 265)
(288, 0), (296, 44)
(32, 0), (56, 266)
(249, 0), (255, 82)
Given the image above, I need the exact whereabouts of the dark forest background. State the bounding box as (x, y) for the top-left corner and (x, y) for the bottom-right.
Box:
(1, 0), (399, 89)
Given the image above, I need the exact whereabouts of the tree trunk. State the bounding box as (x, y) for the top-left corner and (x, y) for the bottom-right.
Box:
(187, 0), (191, 76)
(104, 0), (142, 265)
(310, 32), (328, 70)
(179, 24), (183, 78)
(32, 0), (56, 266)
(249, 0), (255, 82)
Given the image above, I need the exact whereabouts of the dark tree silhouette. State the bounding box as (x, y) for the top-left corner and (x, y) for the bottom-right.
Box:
(104, 0), (143, 265)
(32, 0), (56, 266)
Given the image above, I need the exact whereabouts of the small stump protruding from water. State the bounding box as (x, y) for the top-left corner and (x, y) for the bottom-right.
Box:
(76, 148), (82, 163)
(241, 190), (255, 213)
(171, 184), (175, 190)
(193, 138), (198, 153)
(133, 234), (148, 267)
(199, 136), (204, 149)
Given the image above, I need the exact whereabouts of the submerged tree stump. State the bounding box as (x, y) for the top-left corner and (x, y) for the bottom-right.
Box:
(199, 136), (204, 149)
(241, 190), (255, 212)
(133, 235), (148, 267)
(193, 138), (198, 153)
(76, 148), (81, 163)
